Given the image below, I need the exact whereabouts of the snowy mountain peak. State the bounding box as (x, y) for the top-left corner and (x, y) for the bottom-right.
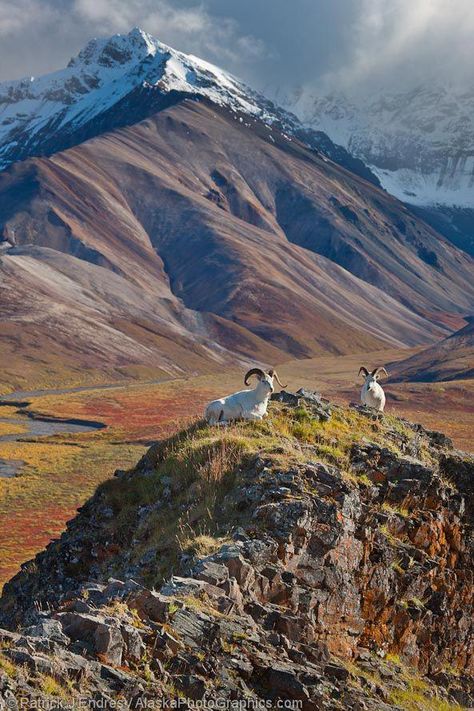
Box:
(0, 28), (282, 171)
(274, 84), (474, 209)
(0, 28), (379, 191)
(67, 27), (159, 69)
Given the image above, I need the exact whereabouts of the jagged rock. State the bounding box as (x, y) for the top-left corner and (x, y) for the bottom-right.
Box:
(271, 390), (301, 406)
(99, 664), (136, 689)
(129, 589), (177, 623)
(121, 624), (144, 663)
(324, 662), (350, 681)
(92, 623), (124, 666)
(5, 649), (60, 677)
(271, 389), (332, 421)
(258, 663), (311, 700)
(57, 612), (125, 665)
(350, 402), (384, 420)
(57, 649), (93, 681)
(297, 388), (332, 420)
(194, 560), (229, 586)
(0, 629), (19, 644)
(102, 578), (142, 601)
(180, 674), (206, 700)
(155, 629), (184, 656)
(170, 608), (218, 649)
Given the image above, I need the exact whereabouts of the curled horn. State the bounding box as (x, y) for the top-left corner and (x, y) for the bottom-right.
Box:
(358, 366), (369, 378)
(267, 368), (287, 388)
(244, 368), (265, 385)
(371, 366), (388, 379)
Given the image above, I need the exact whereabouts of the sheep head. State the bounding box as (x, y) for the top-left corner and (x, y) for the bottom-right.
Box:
(244, 367), (287, 393)
(244, 368), (265, 386)
(359, 366), (388, 379)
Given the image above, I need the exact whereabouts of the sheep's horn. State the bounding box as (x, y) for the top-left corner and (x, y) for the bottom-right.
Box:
(244, 368), (265, 385)
(371, 367), (388, 378)
(358, 366), (369, 378)
(267, 368), (287, 388)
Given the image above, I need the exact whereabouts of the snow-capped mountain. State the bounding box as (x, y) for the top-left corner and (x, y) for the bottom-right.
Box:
(273, 85), (474, 210)
(0, 27), (374, 184)
(0, 28), (264, 169)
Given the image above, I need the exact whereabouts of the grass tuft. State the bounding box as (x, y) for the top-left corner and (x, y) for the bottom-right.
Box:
(0, 652), (16, 678)
(38, 674), (68, 699)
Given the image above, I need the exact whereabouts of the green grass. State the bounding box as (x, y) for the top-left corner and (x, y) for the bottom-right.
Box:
(178, 533), (231, 558)
(384, 652), (402, 665)
(100, 422), (252, 587)
(383, 654), (463, 711)
(391, 560), (406, 575)
(389, 687), (462, 711)
(382, 502), (410, 517)
(39, 675), (69, 699)
(346, 656), (463, 711)
(0, 652), (16, 678)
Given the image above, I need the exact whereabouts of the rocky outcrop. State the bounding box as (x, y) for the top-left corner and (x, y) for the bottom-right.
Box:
(0, 396), (472, 708)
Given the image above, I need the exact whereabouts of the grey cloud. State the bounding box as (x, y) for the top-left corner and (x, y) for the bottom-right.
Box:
(0, 0), (472, 96)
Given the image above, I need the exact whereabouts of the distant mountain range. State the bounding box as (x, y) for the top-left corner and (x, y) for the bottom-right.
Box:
(0, 29), (473, 386)
(272, 85), (474, 255)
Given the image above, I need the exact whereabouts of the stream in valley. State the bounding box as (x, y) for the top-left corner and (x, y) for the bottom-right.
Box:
(0, 387), (106, 478)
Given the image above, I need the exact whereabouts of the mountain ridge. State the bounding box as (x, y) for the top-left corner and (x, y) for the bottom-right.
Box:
(391, 317), (474, 382)
(273, 84), (474, 209)
(3, 97), (474, 387)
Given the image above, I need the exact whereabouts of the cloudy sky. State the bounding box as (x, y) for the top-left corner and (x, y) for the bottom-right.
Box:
(0, 0), (472, 94)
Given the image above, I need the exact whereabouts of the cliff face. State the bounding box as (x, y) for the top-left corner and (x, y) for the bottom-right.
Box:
(0, 394), (472, 709)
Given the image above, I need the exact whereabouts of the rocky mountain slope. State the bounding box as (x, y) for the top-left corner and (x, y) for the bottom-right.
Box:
(0, 393), (472, 708)
(2, 97), (474, 384)
(274, 85), (474, 255)
(1, 29), (474, 385)
(391, 317), (474, 382)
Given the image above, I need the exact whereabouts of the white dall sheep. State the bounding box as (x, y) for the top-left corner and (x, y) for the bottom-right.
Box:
(359, 366), (388, 412)
(205, 368), (286, 425)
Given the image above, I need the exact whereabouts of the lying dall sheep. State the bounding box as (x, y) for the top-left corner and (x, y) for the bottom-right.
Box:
(205, 368), (287, 425)
(359, 366), (388, 412)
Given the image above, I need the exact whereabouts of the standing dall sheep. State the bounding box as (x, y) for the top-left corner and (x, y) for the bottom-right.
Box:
(205, 368), (287, 425)
(359, 366), (388, 412)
